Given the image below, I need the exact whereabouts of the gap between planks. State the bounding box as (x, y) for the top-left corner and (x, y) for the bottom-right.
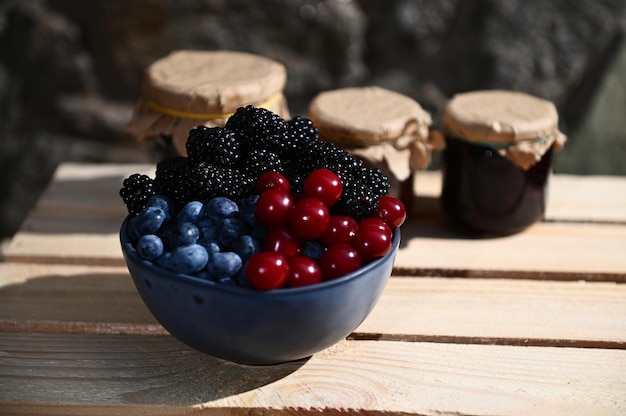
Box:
(0, 319), (623, 351)
(391, 268), (626, 283)
(4, 254), (625, 283)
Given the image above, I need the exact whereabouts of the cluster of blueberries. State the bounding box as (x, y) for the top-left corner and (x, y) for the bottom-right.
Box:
(126, 194), (321, 286)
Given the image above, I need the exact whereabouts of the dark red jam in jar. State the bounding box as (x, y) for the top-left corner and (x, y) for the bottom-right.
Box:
(440, 90), (566, 235)
(441, 138), (554, 234)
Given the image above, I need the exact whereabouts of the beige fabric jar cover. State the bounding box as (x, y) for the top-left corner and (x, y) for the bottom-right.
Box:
(441, 90), (567, 170)
(126, 50), (290, 155)
(308, 86), (440, 183)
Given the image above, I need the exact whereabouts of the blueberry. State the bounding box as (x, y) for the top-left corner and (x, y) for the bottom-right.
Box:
(129, 207), (167, 240)
(239, 195), (259, 227)
(207, 251), (242, 278)
(195, 269), (213, 281)
(234, 267), (250, 287)
(232, 235), (261, 262)
(136, 234), (164, 260)
(177, 201), (204, 224)
(167, 222), (199, 248)
(155, 251), (173, 270)
(145, 195), (175, 220)
(205, 196), (239, 220)
(199, 239), (221, 254)
(302, 240), (325, 261)
(197, 218), (218, 242)
(169, 244), (209, 274)
(217, 217), (249, 247)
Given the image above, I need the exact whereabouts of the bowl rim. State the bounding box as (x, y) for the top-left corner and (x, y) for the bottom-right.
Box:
(120, 216), (400, 297)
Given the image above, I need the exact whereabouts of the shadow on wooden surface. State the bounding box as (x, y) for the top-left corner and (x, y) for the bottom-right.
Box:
(0, 332), (308, 406)
(0, 272), (309, 406)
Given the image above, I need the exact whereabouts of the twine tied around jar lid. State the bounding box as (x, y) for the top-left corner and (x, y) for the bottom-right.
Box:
(308, 86), (442, 182)
(126, 50), (290, 155)
(441, 90), (567, 170)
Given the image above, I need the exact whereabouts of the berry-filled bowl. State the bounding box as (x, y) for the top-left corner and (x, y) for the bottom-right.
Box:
(118, 105), (408, 364)
(121, 217), (399, 365)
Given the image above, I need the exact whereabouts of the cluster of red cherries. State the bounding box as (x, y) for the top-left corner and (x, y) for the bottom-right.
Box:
(246, 168), (406, 290)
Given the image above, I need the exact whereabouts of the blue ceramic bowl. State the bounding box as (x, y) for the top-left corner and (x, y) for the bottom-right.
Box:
(120, 217), (399, 365)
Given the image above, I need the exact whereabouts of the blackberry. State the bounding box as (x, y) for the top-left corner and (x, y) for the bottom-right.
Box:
(193, 163), (255, 203)
(296, 140), (352, 174)
(364, 166), (391, 199)
(333, 180), (372, 220)
(327, 147), (364, 172)
(288, 116), (320, 143)
(219, 168), (256, 203)
(187, 163), (218, 201)
(119, 174), (158, 215)
(275, 116), (320, 158)
(154, 156), (197, 206)
(186, 126), (240, 166)
(286, 171), (307, 195)
(332, 166), (390, 220)
(242, 149), (284, 178)
(225, 105), (288, 151)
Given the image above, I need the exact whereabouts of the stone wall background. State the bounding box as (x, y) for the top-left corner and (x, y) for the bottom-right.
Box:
(1, 0), (625, 239)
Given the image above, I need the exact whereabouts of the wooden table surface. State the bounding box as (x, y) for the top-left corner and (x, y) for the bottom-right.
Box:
(1, 163), (625, 415)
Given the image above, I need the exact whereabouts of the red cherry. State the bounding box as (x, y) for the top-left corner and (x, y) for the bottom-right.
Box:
(319, 215), (358, 246)
(303, 168), (342, 206)
(256, 172), (290, 194)
(358, 217), (393, 239)
(353, 227), (392, 262)
(287, 256), (323, 287)
(246, 252), (289, 290)
(263, 226), (302, 258)
(289, 198), (330, 240)
(320, 244), (362, 280)
(254, 188), (294, 228)
(376, 195), (406, 229)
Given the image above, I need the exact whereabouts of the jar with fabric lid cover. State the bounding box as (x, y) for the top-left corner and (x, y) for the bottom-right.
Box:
(440, 90), (567, 234)
(126, 50), (290, 156)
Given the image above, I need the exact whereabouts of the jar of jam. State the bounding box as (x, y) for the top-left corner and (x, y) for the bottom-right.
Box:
(308, 86), (441, 210)
(126, 50), (289, 156)
(440, 90), (567, 234)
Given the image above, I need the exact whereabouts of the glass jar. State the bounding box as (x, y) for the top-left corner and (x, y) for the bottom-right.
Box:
(126, 50), (289, 156)
(440, 90), (566, 235)
(441, 137), (554, 234)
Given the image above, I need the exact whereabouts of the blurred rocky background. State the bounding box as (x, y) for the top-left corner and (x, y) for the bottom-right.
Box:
(1, 0), (625, 239)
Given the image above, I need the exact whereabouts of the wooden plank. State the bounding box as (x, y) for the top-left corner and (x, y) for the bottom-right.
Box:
(544, 174), (626, 223)
(0, 333), (624, 415)
(2, 163), (150, 265)
(395, 220), (626, 280)
(3, 233), (126, 266)
(2, 263), (625, 347)
(414, 171), (626, 223)
(355, 277), (626, 348)
(3, 164), (626, 278)
(0, 263), (159, 331)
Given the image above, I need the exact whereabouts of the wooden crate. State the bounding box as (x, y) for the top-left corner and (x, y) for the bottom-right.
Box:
(1, 163), (625, 415)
